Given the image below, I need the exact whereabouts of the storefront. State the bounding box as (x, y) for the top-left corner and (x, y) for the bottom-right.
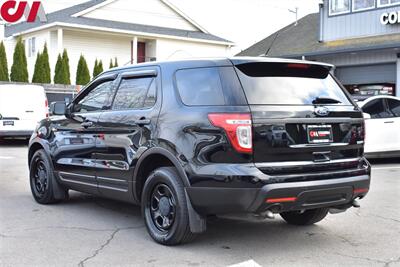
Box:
(238, 0), (400, 99)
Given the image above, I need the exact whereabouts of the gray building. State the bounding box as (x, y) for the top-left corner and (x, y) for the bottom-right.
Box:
(238, 0), (400, 98)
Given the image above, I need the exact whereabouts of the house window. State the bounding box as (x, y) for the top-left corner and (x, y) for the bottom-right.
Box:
(28, 37), (36, 57)
(378, 0), (400, 7)
(352, 0), (375, 11)
(330, 0), (351, 15)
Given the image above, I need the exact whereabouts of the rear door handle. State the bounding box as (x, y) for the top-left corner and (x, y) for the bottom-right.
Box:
(81, 121), (94, 128)
(384, 121), (394, 124)
(134, 119), (151, 126)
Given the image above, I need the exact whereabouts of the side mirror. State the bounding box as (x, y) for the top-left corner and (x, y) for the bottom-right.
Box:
(363, 113), (371, 120)
(50, 101), (67, 116)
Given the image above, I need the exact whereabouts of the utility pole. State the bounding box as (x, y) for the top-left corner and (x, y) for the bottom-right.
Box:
(288, 7), (299, 26)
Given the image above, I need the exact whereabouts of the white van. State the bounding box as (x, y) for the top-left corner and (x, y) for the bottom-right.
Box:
(0, 84), (48, 139)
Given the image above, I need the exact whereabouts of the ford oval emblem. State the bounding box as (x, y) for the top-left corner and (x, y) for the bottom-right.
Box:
(315, 106), (330, 116)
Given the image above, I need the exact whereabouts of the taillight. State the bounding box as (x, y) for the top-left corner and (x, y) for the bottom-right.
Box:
(208, 113), (252, 154)
(45, 99), (49, 118)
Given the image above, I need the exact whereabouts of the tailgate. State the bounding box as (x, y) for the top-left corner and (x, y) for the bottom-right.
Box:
(234, 61), (366, 178)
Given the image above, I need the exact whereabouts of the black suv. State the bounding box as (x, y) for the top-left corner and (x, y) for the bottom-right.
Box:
(28, 57), (370, 245)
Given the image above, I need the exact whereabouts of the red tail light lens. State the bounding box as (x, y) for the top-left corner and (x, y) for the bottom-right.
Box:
(266, 197), (297, 203)
(208, 113), (252, 154)
(354, 188), (369, 194)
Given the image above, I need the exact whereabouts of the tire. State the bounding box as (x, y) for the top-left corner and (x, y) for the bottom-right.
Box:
(29, 149), (68, 204)
(141, 167), (196, 245)
(280, 208), (329, 226)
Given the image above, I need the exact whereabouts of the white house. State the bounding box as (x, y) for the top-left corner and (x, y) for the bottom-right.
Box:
(1, 0), (233, 84)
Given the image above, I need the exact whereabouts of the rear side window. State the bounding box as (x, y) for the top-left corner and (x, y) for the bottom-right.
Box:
(112, 77), (156, 110)
(362, 99), (393, 119)
(175, 67), (246, 106)
(235, 62), (352, 105)
(387, 99), (400, 117)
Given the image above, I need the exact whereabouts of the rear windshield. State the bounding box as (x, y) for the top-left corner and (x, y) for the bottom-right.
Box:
(235, 62), (352, 105)
(175, 67), (247, 106)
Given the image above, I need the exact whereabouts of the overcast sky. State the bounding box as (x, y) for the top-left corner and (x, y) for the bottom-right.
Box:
(42, 0), (321, 54)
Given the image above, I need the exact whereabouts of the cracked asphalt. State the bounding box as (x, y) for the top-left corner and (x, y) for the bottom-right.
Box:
(1, 140), (399, 267)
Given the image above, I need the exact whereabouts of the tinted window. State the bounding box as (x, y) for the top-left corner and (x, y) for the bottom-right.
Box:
(75, 80), (114, 113)
(235, 63), (352, 105)
(143, 79), (156, 108)
(112, 77), (155, 110)
(387, 99), (400, 117)
(175, 67), (246, 106)
(362, 99), (393, 119)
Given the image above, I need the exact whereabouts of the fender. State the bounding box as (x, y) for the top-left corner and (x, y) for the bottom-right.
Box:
(28, 137), (51, 167)
(133, 147), (191, 189)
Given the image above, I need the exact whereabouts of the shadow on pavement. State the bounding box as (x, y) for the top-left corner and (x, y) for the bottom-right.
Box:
(59, 191), (326, 249)
(368, 158), (400, 165)
(0, 138), (29, 147)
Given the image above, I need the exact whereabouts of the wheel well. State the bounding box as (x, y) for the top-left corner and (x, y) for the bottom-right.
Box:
(28, 143), (44, 167)
(135, 153), (175, 202)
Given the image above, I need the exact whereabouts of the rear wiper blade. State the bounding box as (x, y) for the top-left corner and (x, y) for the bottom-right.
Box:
(312, 97), (342, 104)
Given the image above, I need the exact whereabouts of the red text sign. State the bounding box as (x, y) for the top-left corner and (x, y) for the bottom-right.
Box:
(0, 1), (46, 23)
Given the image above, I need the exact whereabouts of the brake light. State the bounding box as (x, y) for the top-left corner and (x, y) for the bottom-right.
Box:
(287, 63), (310, 69)
(45, 99), (49, 118)
(208, 113), (252, 154)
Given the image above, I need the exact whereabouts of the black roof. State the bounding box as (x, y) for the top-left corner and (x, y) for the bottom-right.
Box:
(5, 0), (231, 44)
(237, 13), (400, 57)
(101, 56), (333, 75)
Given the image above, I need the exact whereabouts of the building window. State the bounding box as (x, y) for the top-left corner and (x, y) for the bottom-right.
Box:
(28, 37), (36, 57)
(378, 0), (400, 7)
(330, 0), (351, 15)
(352, 0), (375, 11)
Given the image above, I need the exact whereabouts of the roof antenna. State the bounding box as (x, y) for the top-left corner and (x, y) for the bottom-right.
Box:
(264, 7), (299, 57)
(264, 32), (280, 57)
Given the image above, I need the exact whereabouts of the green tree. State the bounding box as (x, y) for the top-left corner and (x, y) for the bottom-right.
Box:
(32, 43), (51, 84)
(62, 49), (70, 84)
(32, 51), (43, 83)
(10, 38), (28, 82)
(76, 55), (90, 85)
(114, 57), (118, 68)
(41, 43), (51, 83)
(93, 59), (103, 77)
(109, 58), (114, 69)
(53, 49), (71, 85)
(93, 59), (98, 77)
(0, 41), (9, 81)
(53, 54), (64, 84)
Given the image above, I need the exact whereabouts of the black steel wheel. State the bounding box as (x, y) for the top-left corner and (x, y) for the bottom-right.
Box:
(142, 167), (196, 245)
(150, 184), (176, 232)
(29, 149), (68, 204)
(31, 158), (48, 198)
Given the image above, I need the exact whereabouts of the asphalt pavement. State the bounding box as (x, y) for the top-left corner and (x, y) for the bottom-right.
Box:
(0, 140), (399, 267)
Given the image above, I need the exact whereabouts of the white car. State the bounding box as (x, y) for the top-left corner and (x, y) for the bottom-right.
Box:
(0, 84), (48, 140)
(358, 95), (400, 158)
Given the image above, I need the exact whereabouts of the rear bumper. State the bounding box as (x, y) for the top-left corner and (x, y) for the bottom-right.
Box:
(0, 130), (33, 137)
(187, 174), (370, 215)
